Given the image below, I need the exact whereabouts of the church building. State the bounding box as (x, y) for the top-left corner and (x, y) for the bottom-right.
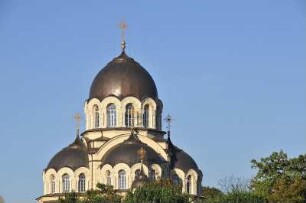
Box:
(37, 31), (203, 202)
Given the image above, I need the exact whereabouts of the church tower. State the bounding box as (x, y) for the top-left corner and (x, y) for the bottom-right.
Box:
(37, 29), (202, 203)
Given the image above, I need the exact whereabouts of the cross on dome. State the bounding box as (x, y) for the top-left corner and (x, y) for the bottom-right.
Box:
(74, 113), (81, 136)
(119, 20), (128, 51)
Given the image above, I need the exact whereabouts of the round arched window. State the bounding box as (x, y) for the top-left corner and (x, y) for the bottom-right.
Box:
(118, 170), (127, 189)
(62, 174), (70, 193)
(78, 173), (86, 192)
(125, 104), (134, 127)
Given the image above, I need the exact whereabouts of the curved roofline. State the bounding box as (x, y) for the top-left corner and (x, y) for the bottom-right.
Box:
(81, 127), (166, 137)
(86, 96), (162, 104)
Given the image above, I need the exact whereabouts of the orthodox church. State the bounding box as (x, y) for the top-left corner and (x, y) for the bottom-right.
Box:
(37, 32), (203, 203)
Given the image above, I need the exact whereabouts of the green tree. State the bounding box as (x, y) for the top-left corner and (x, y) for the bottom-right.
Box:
(82, 183), (122, 203)
(59, 184), (122, 203)
(202, 186), (223, 200)
(268, 176), (306, 203)
(251, 150), (306, 202)
(59, 192), (79, 203)
(124, 179), (189, 203)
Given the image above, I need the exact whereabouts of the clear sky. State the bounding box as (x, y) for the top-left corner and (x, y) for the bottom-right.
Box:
(0, 0), (305, 202)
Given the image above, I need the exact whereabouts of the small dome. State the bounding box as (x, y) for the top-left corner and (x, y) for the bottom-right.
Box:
(167, 137), (199, 173)
(173, 148), (199, 173)
(101, 133), (165, 167)
(46, 137), (89, 171)
(89, 52), (158, 101)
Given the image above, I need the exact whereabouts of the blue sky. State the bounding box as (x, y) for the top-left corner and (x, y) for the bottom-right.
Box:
(0, 0), (305, 202)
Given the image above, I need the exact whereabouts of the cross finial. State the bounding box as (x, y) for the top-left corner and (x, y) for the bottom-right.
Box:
(74, 113), (81, 136)
(119, 20), (128, 51)
(137, 147), (147, 164)
(164, 114), (174, 132)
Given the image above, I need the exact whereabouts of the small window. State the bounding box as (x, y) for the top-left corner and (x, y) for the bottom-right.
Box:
(173, 174), (181, 186)
(94, 105), (99, 128)
(143, 105), (149, 128)
(107, 104), (117, 127)
(62, 174), (70, 193)
(125, 104), (134, 127)
(50, 175), (55, 194)
(149, 168), (156, 180)
(106, 170), (111, 185)
(186, 175), (192, 194)
(78, 173), (86, 192)
(135, 169), (141, 179)
(118, 170), (126, 189)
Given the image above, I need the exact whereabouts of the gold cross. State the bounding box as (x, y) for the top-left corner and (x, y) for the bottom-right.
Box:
(137, 147), (147, 163)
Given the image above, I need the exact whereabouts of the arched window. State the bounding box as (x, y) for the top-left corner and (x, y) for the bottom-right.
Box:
(106, 170), (111, 185)
(50, 175), (55, 194)
(186, 175), (192, 194)
(149, 168), (156, 180)
(125, 104), (134, 127)
(78, 173), (86, 192)
(118, 170), (126, 189)
(143, 105), (149, 128)
(107, 104), (116, 127)
(62, 174), (70, 193)
(94, 105), (99, 128)
(135, 169), (141, 179)
(173, 174), (181, 186)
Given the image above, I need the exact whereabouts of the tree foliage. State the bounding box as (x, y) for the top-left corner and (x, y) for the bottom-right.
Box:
(59, 184), (121, 203)
(202, 186), (223, 200)
(251, 150), (306, 203)
(125, 179), (189, 203)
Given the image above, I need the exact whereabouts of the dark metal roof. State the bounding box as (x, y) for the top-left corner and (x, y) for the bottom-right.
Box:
(167, 133), (199, 173)
(101, 131), (166, 167)
(173, 148), (199, 173)
(46, 137), (89, 171)
(89, 51), (158, 101)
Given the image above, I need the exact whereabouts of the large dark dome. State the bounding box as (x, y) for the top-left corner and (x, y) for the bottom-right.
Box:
(89, 52), (158, 101)
(46, 137), (89, 171)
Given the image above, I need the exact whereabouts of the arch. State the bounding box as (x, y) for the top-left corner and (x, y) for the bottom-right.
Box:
(173, 173), (182, 186)
(125, 103), (134, 127)
(85, 98), (101, 130)
(186, 169), (198, 195)
(130, 163), (148, 182)
(151, 164), (162, 180)
(118, 170), (127, 190)
(107, 103), (117, 127)
(96, 134), (168, 161)
(78, 173), (86, 192)
(100, 164), (113, 186)
(62, 173), (70, 193)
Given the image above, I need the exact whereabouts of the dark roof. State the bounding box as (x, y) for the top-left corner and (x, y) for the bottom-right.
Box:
(101, 131), (166, 167)
(167, 133), (199, 173)
(46, 137), (89, 171)
(173, 148), (199, 173)
(89, 51), (158, 101)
